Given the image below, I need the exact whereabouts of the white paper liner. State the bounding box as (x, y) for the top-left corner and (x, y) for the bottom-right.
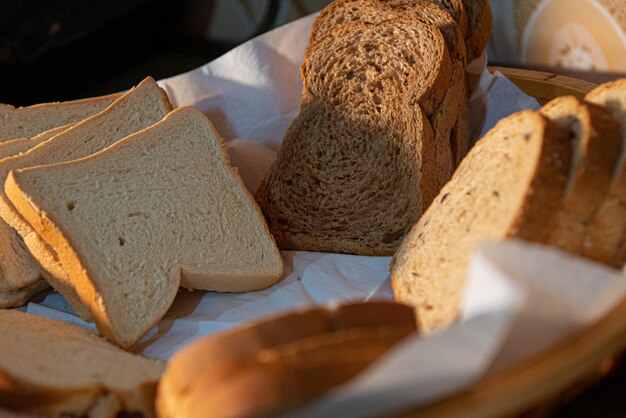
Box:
(22, 13), (626, 416)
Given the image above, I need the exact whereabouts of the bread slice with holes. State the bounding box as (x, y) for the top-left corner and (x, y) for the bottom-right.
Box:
(391, 110), (571, 331)
(539, 96), (622, 255)
(0, 309), (163, 417)
(583, 79), (626, 267)
(0, 93), (120, 143)
(0, 76), (172, 320)
(6, 106), (283, 347)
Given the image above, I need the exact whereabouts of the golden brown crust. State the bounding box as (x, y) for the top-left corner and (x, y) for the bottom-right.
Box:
(157, 302), (417, 418)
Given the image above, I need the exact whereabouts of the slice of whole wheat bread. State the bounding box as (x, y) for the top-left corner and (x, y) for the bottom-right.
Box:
(256, 90), (435, 255)
(307, 0), (464, 191)
(303, 17), (452, 117)
(0, 309), (163, 417)
(539, 96), (622, 255)
(6, 106), (283, 348)
(583, 79), (626, 266)
(0, 93), (120, 142)
(391, 110), (571, 331)
(0, 77), (172, 321)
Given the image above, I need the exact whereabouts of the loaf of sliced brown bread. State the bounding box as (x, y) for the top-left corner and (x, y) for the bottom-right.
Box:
(391, 110), (571, 331)
(309, 0), (465, 192)
(0, 310), (163, 417)
(583, 79), (626, 267)
(0, 93), (120, 142)
(539, 96), (622, 255)
(6, 106), (283, 348)
(0, 76), (172, 320)
(303, 16), (451, 117)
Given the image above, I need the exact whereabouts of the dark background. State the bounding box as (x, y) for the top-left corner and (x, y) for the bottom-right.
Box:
(1, 1), (625, 416)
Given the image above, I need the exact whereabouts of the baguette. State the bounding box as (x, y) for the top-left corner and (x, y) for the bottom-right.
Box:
(157, 302), (417, 418)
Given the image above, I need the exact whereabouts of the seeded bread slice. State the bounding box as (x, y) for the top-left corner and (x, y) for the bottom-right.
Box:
(0, 93), (120, 142)
(303, 18), (452, 116)
(6, 106), (283, 348)
(539, 96), (622, 255)
(0, 310), (163, 417)
(0, 77), (172, 321)
(583, 79), (626, 267)
(391, 110), (571, 331)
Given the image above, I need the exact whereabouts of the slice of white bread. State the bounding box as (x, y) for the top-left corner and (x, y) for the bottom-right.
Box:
(539, 96), (622, 255)
(391, 110), (571, 331)
(0, 93), (120, 142)
(0, 125), (68, 160)
(583, 79), (626, 267)
(0, 309), (163, 417)
(0, 77), (172, 320)
(0, 126), (73, 308)
(157, 302), (416, 418)
(5, 106), (283, 348)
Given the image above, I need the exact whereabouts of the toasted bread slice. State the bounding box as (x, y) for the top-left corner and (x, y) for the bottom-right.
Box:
(583, 79), (626, 267)
(0, 77), (172, 320)
(391, 110), (571, 331)
(0, 93), (120, 142)
(0, 310), (163, 417)
(6, 106), (283, 348)
(539, 96), (622, 255)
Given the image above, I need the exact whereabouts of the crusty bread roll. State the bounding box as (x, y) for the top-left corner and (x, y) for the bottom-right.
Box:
(157, 302), (417, 418)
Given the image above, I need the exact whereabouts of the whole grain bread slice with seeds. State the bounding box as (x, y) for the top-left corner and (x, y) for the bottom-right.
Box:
(539, 95), (622, 255)
(583, 79), (626, 266)
(391, 110), (572, 331)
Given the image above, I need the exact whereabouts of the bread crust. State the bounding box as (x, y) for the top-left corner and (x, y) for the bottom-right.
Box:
(157, 302), (416, 418)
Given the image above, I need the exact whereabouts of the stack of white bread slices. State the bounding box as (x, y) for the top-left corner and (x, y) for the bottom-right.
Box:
(255, 0), (492, 256)
(0, 76), (283, 348)
(392, 79), (626, 332)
